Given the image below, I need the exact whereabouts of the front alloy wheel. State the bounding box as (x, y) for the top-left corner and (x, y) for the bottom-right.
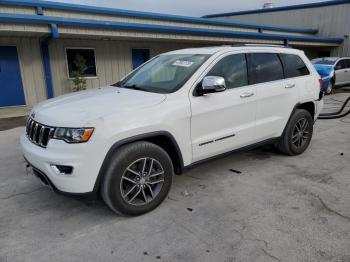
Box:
(120, 157), (165, 206)
(101, 141), (173, 216)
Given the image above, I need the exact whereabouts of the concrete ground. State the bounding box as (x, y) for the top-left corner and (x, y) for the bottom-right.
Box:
(1, 92), (350, 262)
(0, 116), (25, 131)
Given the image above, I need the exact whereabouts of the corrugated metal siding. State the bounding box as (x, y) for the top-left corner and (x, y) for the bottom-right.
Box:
(49, 39), (197, 96)
(0, 24), (49, 35)
(0, 37), (46, 107)
(46, 37), (339, 99)
(221, 3), (350, 56)
(261, 30), (309, 36)
(44, 9), (257, 33)
(0, 6), (35, 14)
(0, 5), (340, 46)
(49, 37), (288, 96)
(57, 26), (286, 45)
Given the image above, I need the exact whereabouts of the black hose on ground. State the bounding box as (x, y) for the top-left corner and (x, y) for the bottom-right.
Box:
(318, 96), (350, 120)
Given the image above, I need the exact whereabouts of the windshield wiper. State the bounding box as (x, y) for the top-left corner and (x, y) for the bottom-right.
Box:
(112, 81), (121, 87)
(122, 84), (147, 91)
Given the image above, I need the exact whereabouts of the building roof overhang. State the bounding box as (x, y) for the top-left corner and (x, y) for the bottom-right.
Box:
(0, 13), (343, 45)
(0, 0), (319, 34)
(203, 0), (350, 18)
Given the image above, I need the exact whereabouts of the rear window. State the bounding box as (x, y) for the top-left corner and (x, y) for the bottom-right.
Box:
(247, 53), (284, 85)
(280, 54), (310, 78)
(312, 58), (337, 65)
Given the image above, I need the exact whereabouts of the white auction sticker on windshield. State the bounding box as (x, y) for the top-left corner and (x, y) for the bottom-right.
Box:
(172, 60), (194, 67)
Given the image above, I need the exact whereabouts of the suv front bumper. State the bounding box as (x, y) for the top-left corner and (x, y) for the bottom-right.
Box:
(20, 134), (104, 194)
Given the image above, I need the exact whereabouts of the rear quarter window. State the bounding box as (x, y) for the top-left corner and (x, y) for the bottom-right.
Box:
(280, 54), (310, 78)
(247, 53), (284, 85)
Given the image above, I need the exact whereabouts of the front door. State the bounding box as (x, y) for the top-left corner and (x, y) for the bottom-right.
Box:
(190, 53), (256, 162)
(0, 46), (25, 107)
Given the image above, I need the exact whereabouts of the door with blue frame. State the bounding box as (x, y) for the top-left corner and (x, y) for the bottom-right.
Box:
(132, 48), (150, 70)
(0, 46), (25, 107)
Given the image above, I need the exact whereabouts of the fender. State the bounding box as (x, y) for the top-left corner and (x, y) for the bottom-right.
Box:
(92, 131), (184, 194)
(281, 101), (316, 135)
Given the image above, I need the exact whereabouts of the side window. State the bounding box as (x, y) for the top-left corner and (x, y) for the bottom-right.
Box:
(206, 54), (248, 89)
(280, 54), (310, 78)
(247, 53), (284, 84)
(345, 59), (350, 69)
(335, 60), (347, 70)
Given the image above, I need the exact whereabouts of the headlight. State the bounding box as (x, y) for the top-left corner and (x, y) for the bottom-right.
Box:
(53, 128), (94, 143)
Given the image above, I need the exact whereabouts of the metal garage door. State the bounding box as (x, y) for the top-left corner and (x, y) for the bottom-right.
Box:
(0, 46), (25, 107)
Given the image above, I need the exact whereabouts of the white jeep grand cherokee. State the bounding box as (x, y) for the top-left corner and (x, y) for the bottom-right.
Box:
(21, 45), (323, 215)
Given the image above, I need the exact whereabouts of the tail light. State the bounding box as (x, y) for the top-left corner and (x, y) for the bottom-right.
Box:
(318, 79), (324, 100)
(319, 79), (324, 88)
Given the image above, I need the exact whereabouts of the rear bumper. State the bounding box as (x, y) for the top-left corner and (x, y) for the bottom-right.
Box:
(315, 96), (324, 120)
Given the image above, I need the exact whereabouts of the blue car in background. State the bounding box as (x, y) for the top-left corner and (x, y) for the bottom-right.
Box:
(312, 57), (350, 94)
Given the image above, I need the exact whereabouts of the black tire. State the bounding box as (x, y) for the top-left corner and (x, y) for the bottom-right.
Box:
(277, 109), (313, 156)
(101, 141), (173, 216)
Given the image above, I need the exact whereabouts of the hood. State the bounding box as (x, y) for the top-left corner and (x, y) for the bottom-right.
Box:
(313, 64), (334, 78)
(31, 86), (166, 126)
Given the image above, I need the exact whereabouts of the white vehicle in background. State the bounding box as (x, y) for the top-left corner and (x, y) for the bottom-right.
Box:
(312, 57), (350, 94)
(21, 45), (323, 215)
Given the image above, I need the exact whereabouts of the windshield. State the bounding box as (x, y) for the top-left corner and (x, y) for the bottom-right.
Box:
(117, 54), (209, 93)
(311, 58), (337, 66)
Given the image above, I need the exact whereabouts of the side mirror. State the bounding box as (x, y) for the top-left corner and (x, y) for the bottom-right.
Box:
(196, 76), (226, 96)
(335, 65), (342, 71)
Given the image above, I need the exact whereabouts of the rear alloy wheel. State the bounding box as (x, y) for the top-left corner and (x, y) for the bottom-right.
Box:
(291, 118), (310, 149)
(277, 109), (313, 155)
(101, 141), (173, 216)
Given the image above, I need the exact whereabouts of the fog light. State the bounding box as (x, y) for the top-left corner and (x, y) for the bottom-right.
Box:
(50, 164), (73, 175)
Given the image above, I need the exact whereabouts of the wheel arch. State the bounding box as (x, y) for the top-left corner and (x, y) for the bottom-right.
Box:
(93, 131), (184, 193)
(297, 101), (315, 120)
(281, 101), (315, 138)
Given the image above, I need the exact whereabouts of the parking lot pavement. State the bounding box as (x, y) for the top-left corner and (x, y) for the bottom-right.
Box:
(1, 93), (350, 262)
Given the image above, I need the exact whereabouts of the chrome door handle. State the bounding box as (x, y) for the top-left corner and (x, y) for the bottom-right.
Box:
(240, 91), (254, 98)
(285, 83), (295, 88)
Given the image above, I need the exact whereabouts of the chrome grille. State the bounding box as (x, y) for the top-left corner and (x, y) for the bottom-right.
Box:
(26, 118), (55, 148)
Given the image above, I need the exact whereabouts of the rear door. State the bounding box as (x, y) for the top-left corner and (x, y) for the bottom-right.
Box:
(247, 52), (299, 141)
(334, 59), (348, 85)
(280, 53), (315, 100)
(343, 59), (350, 84)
